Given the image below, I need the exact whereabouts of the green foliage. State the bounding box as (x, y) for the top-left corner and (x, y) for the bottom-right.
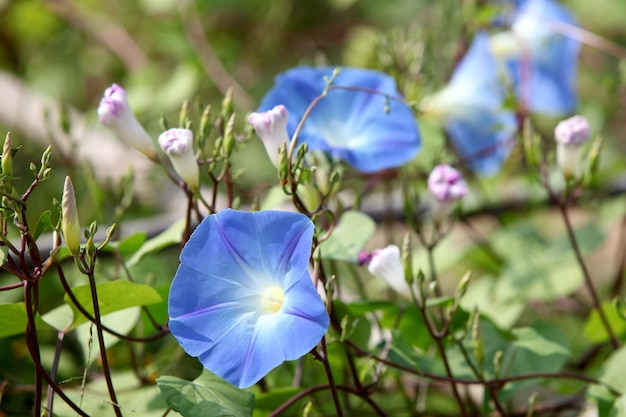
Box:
(158, 370), (255, 417)
(319, 210), (375, 262)
(42, 281), (161, 331)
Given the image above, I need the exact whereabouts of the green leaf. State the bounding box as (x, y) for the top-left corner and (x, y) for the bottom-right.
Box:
(319, 211), (375, 262)
(46, 370), (179, 417)
(60, 281), (161, 330)
(158, 369), (254, 417)
(76, 307), (141, 362)
(127, 218), (185, 267)
(33, 210), (51, 241)
(253, 387), (299, 417)
(116, 232), (147, 255)
(41, 303), (74, 332)
(589, 346), (626, 415)
(0, 303), (28, 338)
(0, 245), (7, 266)
(260, 185), (290, 210)
(584, 302), (626, 343)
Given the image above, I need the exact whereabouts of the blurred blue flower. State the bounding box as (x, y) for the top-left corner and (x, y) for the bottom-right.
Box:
(168, 209), (330, 388)
(257, 66), (421, 173)
(420, 33), (517, 175)
(489, 0), (580, 115)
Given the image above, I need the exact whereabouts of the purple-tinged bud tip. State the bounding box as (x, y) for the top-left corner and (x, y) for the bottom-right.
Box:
(427, 164), (468, 202)
(554, 115), (589, 146)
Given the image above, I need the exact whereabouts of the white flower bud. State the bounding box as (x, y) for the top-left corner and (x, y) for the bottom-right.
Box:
(367, 245), (410, 296)
(248, 105), (290, 167)
(98, 84), (158, 161)
(158, 128), (199, 190)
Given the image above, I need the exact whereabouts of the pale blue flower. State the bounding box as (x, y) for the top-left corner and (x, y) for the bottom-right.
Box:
(168, 209), (329, 388)
(420, 33), (517, 175)
(489, 0), (580, 115)
(257, 66), (421, 172)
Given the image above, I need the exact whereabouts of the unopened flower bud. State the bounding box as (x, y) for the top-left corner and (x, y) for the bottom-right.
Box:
(554, 115), (590, 178)
(366, 245), (410, 296)
(61, 176), (81, 256)
(98, 84), (158, 161)
(158, 128), (200, 191)
(555, 115), (589, 146)
(248, 105), (290, 167)
(2, 132), (12, 176)
(428, 164), (468, 202)
(427, 164), (467, 224)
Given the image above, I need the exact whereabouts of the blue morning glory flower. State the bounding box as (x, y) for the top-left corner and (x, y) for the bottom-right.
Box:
(420, 32), (517, 175)
(257, 66), (421, 173)
(168, 209), (330, 388)
(489, 0), (580, 115)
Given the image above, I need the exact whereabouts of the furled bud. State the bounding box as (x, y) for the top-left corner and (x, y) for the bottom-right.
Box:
(98, 84), (158, 161)
(554, 115), (590, 178)
(427, 164), (468, 224)
(366, 245), (411, 297)
(158, 128), (200, 191)
(61, 176), (81, 256)
(2, 132), (12, 176)
(248, 105), (290, 167)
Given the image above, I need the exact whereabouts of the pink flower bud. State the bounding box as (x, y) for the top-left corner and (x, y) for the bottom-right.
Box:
(427, 164), (468, 202)
(158, 128), (199, 190)
(554, 115), (589, 146)
(248, 105), (290, 167)
(98, 84), (157, 161)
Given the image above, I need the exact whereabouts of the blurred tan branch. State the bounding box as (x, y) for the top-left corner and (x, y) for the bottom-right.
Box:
(46, 0), (149, 71)
(178, 1), (255, 111)
(0, 71), (152, 183)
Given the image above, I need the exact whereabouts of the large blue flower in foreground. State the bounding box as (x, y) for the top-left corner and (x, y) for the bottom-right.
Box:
(420, 32), (517, 175)
(489, 0), (580, 115)
(257, 66), (421, 172)
(168, 209), (330, 388)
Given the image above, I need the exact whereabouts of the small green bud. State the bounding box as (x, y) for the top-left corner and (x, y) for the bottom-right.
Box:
(471, 310), (483, 366)
(401, 232), (413, 285)
(221, 88), (234, 119)
(277, 142), (289, 182)
(88, 220), (98, 237)
(223, 114), (236, 157)
(97, 223), (117, 251)
(455, 271), (472, 299)
(582, 134), (603, 187)
(61, 176), (81, 256)
(41, 145), (52, 167)
(493, 350), (504, 376)
(199, 105), (212, 139)
(178, 100), (189, 128)
(296, 142), (309, 161)
(2, 132), (12, 175)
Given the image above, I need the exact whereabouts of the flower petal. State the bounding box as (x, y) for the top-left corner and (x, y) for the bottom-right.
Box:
(168, 209), (329, 389)
(258, 66), (421, 172)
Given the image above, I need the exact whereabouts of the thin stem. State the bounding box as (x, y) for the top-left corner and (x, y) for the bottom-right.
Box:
(558, 200), (620, 349)
(46, 331), (66, 415)
(84, 265), (123, 417)
(349, 342), (622, 397)
(24, 282), (42, 416)
(410, 286), (468, 417)
(319, 337), (344, 417)
(268, 384), (387, 417)
(57, 263), (170, 342)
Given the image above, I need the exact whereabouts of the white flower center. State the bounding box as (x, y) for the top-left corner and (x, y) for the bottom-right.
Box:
(261, 286), (285, 314)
